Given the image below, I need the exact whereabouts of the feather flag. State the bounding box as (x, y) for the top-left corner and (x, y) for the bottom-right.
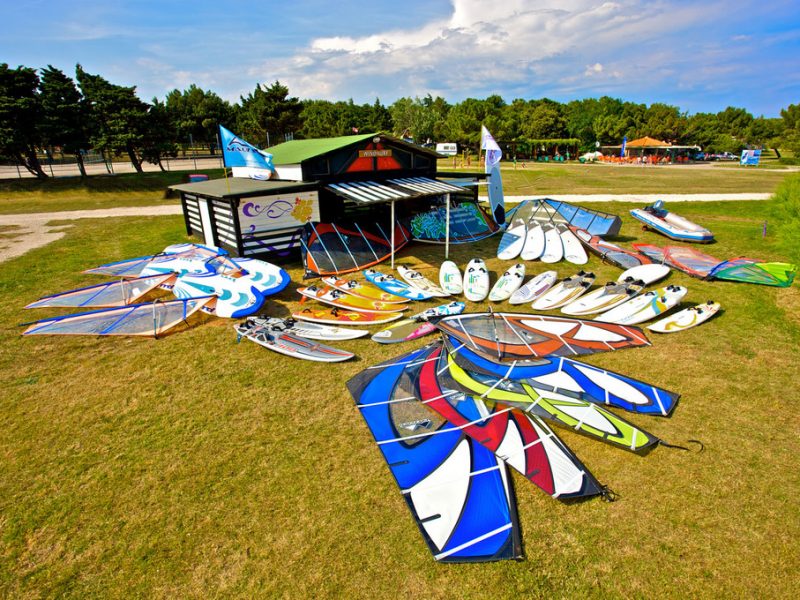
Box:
(480, 125), (502, 174)
(219, 125), (275, 171)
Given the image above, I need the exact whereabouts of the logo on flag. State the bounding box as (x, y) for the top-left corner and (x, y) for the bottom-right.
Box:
(219, 125), (275, 171)
(480, 125), (502, 174)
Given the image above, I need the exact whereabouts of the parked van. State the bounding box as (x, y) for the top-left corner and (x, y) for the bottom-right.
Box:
(435, 142), (458, 156)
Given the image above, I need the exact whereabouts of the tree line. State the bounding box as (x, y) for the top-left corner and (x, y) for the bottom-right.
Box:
(1, 62), (799, 179)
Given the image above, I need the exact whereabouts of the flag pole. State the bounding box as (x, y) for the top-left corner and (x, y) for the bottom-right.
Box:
(220, 126), (231, 194)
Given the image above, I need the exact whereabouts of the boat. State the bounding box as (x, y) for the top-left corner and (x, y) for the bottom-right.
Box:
(630, 201), (713, 243)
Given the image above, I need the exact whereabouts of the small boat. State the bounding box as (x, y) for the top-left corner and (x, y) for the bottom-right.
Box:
(630, 201), (713, 243)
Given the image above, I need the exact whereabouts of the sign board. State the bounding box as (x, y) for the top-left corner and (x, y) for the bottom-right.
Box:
(740, 149), (761, 166)
(238, 192), (320, 236)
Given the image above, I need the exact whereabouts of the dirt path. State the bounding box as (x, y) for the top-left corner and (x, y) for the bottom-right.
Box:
(0, 206), (182, 263)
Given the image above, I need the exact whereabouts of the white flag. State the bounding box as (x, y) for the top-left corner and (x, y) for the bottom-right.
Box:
(480, 125), (502, 174)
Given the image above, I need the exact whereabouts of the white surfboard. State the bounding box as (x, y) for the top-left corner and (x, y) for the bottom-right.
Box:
(497, 217), (527, 260)
(439, 260), (463, 295)
(531, 271), (595, 310)
(540, 224), (564, 263)
(596, 285), (687, 325)
(648, 301), (720, 333)
(489, 263), (526, 301)
(618, 263), (671, 286)
(561, 279), (645, 316)
(397, 265), (449, 297)
(520, 222), (546, 260)
(463, 258), (490, 302)
(559, 225), (588, 265)
(509, 270), (558, 305)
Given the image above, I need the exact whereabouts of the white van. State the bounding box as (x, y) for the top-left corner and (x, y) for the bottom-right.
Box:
(436, 142), (458, 156)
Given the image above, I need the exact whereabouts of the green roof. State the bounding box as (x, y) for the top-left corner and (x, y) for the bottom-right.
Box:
(268, 133), (377, 165)
(170, 177), (316, 199)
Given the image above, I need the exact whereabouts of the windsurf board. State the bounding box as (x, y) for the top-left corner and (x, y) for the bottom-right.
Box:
(509, 270), (558, 305)
(463, 259), (491, 302)
(488, 263), (526, 301)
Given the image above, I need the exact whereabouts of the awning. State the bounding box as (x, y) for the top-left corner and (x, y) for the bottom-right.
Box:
(326, 177), (463, 204)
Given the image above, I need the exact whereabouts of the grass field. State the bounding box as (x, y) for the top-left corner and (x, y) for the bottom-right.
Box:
(0, 176), (798, 597)
(1, 163), (794, 215)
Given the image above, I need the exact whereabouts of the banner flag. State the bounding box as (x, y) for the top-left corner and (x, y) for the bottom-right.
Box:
(219, 125), (275, 171)
(480, 125), (502, 174)
(740, 149), (761, 166)
(620, 136), (627, 158)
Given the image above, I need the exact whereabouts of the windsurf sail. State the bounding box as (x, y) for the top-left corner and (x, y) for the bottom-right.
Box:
(573, 229), (653, 269)
(431, 312), (650, 362)
(708, 259), (796, 287)
(22, 297), (210, 337)
(407, 200), (499, 244)
(508, 199), (622, 237)
(444, 336), (679, 416)
(85, 243), (226, 277)
(301, 221), (410, 278)
(663, 246), (721, 278)
(346, 346), (522, 562)
(441, 350), (660, 453)
(413, 344), (604, 499)
(25, 274), (174, 309)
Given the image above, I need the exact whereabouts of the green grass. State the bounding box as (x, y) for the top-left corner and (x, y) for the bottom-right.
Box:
(0, 197), (798, 597)
(0, 170), (224, 215)
(1, 164), (794, 215)
(440, 162), (792, 195)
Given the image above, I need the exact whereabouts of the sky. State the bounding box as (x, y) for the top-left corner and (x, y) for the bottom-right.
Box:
(1, 0), (799, 116)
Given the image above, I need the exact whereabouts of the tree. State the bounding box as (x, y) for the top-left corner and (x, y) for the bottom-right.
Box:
(39, 65), (90, 176)
(640, 103), (683, 141)
(0, 63), (47, 178)
(76, 64), (150, 173)
(779, 104), (800, 154)
(237, 81), (302, 147)
(519, 99), (567, 140)
(164, 85), (232, 152)
(140, 98), (178, 171)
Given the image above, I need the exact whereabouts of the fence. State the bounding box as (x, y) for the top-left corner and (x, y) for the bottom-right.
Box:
(0, 149), (225, 180)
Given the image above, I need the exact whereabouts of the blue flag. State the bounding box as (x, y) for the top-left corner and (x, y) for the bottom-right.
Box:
(219, 125), (274, 170)
(620, 136), (627, 158)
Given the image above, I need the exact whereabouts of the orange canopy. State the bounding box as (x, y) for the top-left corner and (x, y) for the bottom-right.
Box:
(625, 136), (670, 148)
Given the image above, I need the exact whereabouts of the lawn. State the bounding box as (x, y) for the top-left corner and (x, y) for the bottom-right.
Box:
(0, 186), (798, 597)
(0, 170), (224, 215)
(437, 160), (792, 195)
(1, 163), (793, 215)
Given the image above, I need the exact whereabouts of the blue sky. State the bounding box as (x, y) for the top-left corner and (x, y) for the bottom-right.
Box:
(1, 0), (798, 116)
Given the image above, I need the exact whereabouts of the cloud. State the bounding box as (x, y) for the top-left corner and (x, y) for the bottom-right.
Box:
(244, 0), (754, 105)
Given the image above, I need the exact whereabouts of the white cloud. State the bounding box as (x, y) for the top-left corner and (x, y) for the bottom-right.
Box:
(243, 0), (749, 105)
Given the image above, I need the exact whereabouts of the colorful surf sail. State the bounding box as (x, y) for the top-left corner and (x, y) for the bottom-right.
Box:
(430, 312), (650, 362)
(25, 273), (174, 309)
(301, 221), (410, 278)
(444, 336), (679, 416)
(508, 200), (622, 237)
(346, 346), (522, 562)
(573, 228), (653, 269)
(441, 351), (661, 453)
(22, 297), (210, 337)
(407, 200), (499, 244)
(708, 259), (796, 287)
(414, 345), (604, 499)
(84, 243), (226, 277)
